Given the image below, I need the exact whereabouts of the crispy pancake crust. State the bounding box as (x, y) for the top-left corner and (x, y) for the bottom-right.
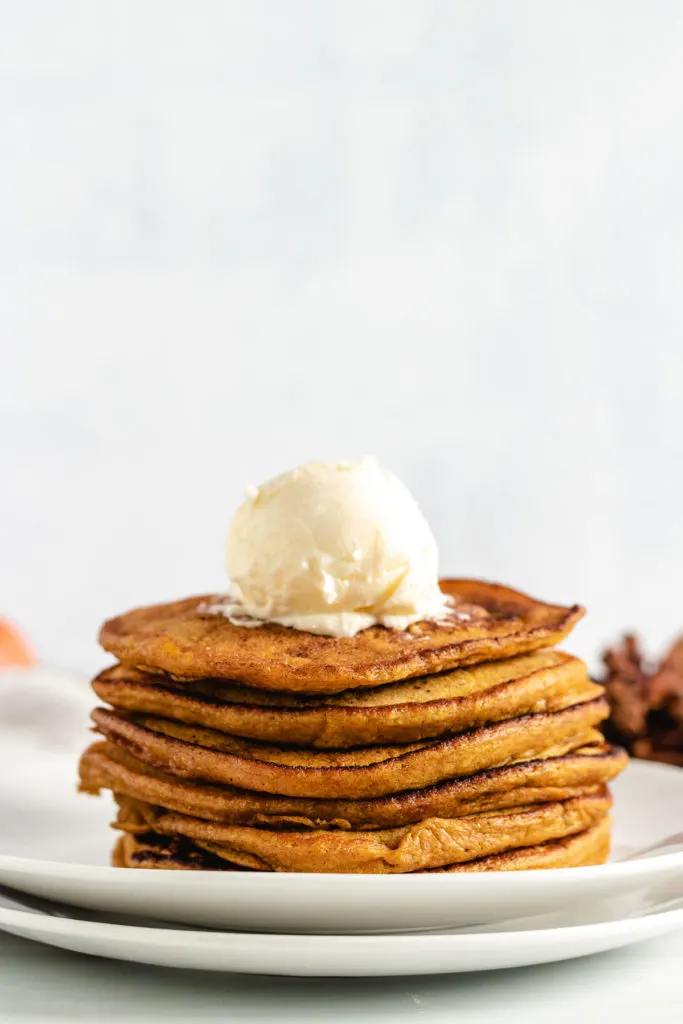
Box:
(113, 791), (611, 873)
(113, 817), (611, 872)
(81, 740), (627, 830)
(92, 698), (608, 799)
(111, 831), (242, 870)
(93, 651), (602, 748)
(98, 580), (584, 693)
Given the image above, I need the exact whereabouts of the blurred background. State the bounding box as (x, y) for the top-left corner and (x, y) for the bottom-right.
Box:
(2, 0), (683, 675)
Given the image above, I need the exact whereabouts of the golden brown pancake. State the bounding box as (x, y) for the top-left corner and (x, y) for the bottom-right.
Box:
(81, 740), (627, 830)
(113, 791), (610, 873)
(93, 650), (602, 748)
(114, 817), (611, 872)
(437, 816), (611, 871)
(112, 833), (126, 868)
(92, 697), (608, 799)
(99, 579), (584, 693)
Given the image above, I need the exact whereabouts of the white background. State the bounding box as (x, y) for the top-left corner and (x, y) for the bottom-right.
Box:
(2, 0), (683, 675)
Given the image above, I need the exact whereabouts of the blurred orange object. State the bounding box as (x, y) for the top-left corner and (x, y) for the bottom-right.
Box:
(0, 618), (36, 667)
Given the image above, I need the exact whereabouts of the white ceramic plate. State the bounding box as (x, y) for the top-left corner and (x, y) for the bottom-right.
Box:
(1, 890), (683, 976)
(2, 760), (683, 934)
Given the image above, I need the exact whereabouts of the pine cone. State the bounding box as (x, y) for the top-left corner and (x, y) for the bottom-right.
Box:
(600, 633), (683, 763)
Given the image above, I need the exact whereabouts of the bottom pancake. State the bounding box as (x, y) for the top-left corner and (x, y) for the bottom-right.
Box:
(113, 816), (610, 872)
(113, 790), (611, 873)
(436, 815), (611, 871)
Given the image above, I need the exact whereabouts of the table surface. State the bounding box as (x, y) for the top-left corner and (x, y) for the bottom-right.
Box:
(2, 926), (683, 1024)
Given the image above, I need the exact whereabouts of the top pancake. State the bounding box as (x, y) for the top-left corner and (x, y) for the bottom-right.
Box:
(99, 579), (584, 693)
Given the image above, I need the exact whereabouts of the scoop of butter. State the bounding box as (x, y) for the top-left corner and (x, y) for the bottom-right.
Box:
(220, 457), (451, 638)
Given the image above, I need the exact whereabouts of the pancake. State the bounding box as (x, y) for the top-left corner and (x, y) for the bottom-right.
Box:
(114, 816), (611, 872)
(112, 833), (126, 867)
(92, 697), (609, 799)
(99, 579), (584, 693)
(437, 816), (611, 871)
(113, 791), (611, 873)
(93, 650), (602, 748)
(81, 740), (628, 830)
(111, 831), (241, 871)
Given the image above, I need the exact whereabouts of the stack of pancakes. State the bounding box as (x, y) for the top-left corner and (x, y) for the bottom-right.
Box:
(79, 580), (627, 873)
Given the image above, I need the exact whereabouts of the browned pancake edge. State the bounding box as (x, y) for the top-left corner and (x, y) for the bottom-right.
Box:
(99, 579), (584, 692)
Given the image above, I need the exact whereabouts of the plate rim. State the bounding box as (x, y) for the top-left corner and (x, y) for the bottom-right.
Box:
(1, 850), (683, 885)
(2, 901), (683, 949)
